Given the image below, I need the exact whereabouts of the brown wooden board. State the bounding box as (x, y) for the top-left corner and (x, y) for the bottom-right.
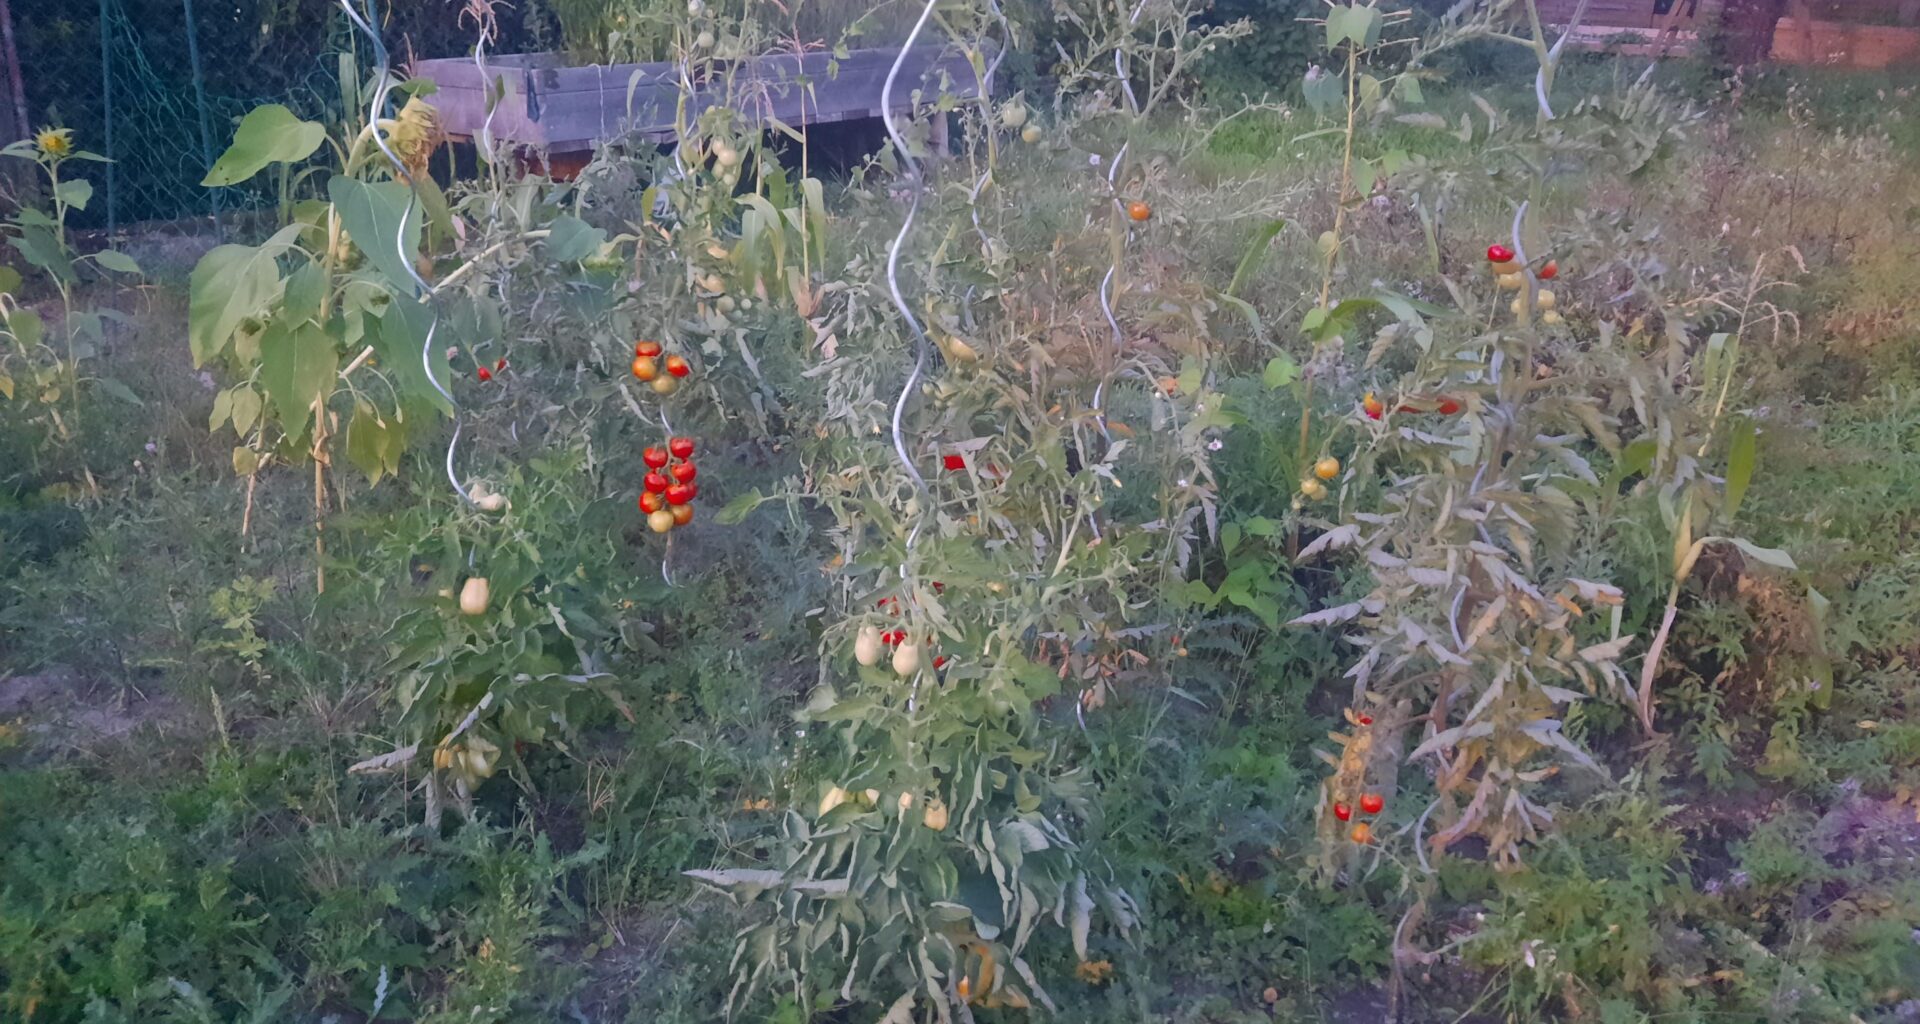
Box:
(1772, 16), (1920, 65)
(414, 46), (988, 152)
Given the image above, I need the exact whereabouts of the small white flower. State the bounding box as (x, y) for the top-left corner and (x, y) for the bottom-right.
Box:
(144, 441), (157, 454)
(1206, 438), (1223, 451)
(196, 371), (216, 391)
(1089, 153), (1101, 166)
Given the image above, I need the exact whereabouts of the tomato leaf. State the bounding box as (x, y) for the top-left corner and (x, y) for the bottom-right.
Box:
(716, 488), (769, 525)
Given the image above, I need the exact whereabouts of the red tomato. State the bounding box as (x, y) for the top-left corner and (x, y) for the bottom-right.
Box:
(639, 491), (663, 513)
(476, 367), (492, 382)
(1437, 398), (1461, 415)
(1358, 714), (1374, 726)
(666, 483), (693, 506)
(933, 655), (948, 669)
(671, 462), (697, 483)
(495, 358), (507, 371)
(635, 340), (662, 357)
(1486, 244), (1515, 263)
(669, 436), (695, 459)
(1333, 802), (1353, 822)
(883, 630), (906, 646)
(664, 355), (691, 378)
(644, 472), (670, 494)
(684, 482), (698, 501)
(1360, 793), (1385, 815)
(1539, 260), (1558, 280)
(643, 447), (669, 469)
(1362, 393), (1384, 420)
(943, 454), (966, 471)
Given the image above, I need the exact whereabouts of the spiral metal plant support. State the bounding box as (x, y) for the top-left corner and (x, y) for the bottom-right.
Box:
(882, 0), (943, 500)
(338, 0), (472, 506)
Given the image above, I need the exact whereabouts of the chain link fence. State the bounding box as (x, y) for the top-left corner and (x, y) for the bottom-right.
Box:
(0, 0), (553, 236)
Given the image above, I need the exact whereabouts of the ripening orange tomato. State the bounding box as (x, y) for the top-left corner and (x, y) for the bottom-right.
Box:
(1350, 822), (1373, 844)
(635, 340), (663, 357)
(1126, 201), (1151, 222)
(671, 503), (694, 526)
(631, 356), (658, 381)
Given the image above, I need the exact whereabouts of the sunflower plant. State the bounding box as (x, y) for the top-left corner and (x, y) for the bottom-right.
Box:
(0, 127), (144, 455)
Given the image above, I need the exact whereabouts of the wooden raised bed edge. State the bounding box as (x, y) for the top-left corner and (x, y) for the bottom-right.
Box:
(414, 46), (990, 154)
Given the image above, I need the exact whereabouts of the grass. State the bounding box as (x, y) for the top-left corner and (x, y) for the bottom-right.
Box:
(3, 47), (1920, 1024)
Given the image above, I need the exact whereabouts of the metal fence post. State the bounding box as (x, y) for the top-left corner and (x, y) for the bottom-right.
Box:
(98, 0), (116, 236)
(181, 0), (221, 235)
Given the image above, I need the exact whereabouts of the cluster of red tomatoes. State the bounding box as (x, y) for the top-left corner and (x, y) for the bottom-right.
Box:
(1487, 243), (1563, 326)
(638, 436), (700, 532)
(1332, 712), (1386, 843)
(1333, 792), (1388, 844)
(474, 357), (507, 382)
(630, 340), (693, 395)
(1360, 392), (1464, 422)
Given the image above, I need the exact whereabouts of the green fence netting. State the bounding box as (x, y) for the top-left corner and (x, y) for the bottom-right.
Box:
(4, 0), (552, 233)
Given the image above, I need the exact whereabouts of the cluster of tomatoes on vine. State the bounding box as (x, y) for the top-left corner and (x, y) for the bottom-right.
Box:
(638, 435), (701, 533)
(1332, 711), (1388, 844)
(630, 339), (693, 395)
(852, 592), (951, 678)
(1486, 243), (1563, 326)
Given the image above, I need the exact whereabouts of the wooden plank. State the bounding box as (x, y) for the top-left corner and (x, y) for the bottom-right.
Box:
(415, 45), (985, 152)
(1771, 16), (1920, 64)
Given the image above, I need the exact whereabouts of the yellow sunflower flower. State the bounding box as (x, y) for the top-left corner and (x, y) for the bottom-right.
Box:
(33, 127), (73, 159)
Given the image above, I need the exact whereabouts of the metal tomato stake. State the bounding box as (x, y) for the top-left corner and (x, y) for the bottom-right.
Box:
(337, 0), (473, 508)
(880, 0), (946, 713)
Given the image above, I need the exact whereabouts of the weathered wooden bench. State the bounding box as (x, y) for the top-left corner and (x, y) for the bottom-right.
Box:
(413, 46), (988, 175)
